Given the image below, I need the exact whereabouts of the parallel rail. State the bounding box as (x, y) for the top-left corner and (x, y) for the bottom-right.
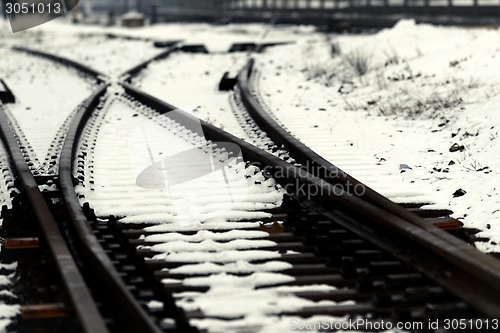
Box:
(58, 84), (162, 333)
(7, 47), (162, 333)
(118, 46), (500, 321)
(0, 97), (108, 333)
(122, 82), (500, 319)
(236, 58), (500, 316)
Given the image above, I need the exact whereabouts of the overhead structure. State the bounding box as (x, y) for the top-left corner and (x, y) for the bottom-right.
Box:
(170, 0), (500, 27)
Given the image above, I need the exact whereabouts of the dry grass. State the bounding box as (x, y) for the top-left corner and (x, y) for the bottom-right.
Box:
(344, 49), (372, 77)
(328, 39), (341, 58)
(303, 61), (329, 80)
(377, 88), (464, 119)
(300, 42), (488, 120)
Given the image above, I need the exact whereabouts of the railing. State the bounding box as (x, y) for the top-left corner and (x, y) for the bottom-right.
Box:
(177, 0), (500, 17)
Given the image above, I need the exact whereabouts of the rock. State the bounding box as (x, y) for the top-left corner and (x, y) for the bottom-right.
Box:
(452, 188), (466, 198)
(338, 82), (354, 95)
(399, 164), (412, 173)
(449, 143), (465, 152)
(218, 72), (237, 91)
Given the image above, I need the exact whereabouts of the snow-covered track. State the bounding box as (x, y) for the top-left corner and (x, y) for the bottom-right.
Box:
(0, 48), (163, 332)
(119, 83), (500, 326)
(57, 84), (165, 333)
(4, 43), (500, 331)
(235, 58), (500, 312)
(0, 98), (108, 332)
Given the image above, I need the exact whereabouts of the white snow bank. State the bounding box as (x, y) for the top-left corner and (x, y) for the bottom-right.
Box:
(255, 20), (500, 252)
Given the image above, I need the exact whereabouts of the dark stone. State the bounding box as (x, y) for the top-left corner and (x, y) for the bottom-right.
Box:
(452, 188), (466, 198)
(449, 143), (465, 152)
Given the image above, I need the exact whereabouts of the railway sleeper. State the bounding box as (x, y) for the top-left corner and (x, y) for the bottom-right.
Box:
(0, 201), (81, 333)
(93, 187), (488, 326)
(82, 207), (201, 333)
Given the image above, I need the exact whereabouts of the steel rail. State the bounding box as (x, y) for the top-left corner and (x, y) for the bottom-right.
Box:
(121, 83), (500, 318)
(237, 58), (500, 281)
(12, 46), (107, 83)
(120, 44), (180, 82)
(58, 84), (163, 333)
(0, 102), (109, 333)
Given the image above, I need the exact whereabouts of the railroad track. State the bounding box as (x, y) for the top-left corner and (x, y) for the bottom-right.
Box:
(235, 59), (486, 235)
(0, 43), (498, 333)
(0, 48), (163, 333)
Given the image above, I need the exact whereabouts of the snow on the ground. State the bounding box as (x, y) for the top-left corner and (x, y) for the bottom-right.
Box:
(0, 16), (306, 72)
(132, 52), (297, 165)
(133, 52), (250, 137)
(29, 34), (162, 78)
(0, 21), (158, 78)
(77, 91), (283, 225)
(254, 66), (435, 203)
(254, 19), (500, 252)
(0, 47), (94, 171)
(0, 23), (163, 77)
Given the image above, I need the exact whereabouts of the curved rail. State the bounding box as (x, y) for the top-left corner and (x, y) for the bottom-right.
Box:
(237, 58), (500, 288)
(122, 82), (500, 318)
(58, 84), (163, 333)
(12, 46), (107, 83)
(0, 103), (108, 333)
(120, 44), (179, 83)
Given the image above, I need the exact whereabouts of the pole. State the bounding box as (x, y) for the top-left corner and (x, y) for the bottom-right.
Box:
(72, 0), (78, 22)
(151, 2), (157, 23)
(1, 0), (6, 20)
